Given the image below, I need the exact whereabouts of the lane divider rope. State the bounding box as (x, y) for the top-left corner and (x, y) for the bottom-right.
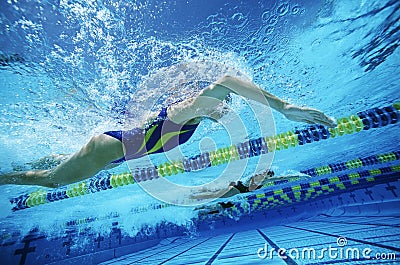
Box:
(200, 163), (400, 219)
(9, 102), (400, 211)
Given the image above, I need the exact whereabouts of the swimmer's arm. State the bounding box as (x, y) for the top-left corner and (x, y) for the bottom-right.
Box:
(190, 187), (240, 200)
(220, 187), (240, 198)
(205, 76), (337, 127)
(217, 75), (303, 115)
(270, 174), (311, 181)
(204, 75), (288, 112)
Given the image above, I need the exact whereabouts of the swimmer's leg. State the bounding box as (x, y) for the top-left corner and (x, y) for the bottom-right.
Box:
(9, 154), (69, 172)
(28, 154), (71, 170)
(0, 134), (124, 188)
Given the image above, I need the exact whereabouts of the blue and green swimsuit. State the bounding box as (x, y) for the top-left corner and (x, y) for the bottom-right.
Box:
(104, 107), (199, 163)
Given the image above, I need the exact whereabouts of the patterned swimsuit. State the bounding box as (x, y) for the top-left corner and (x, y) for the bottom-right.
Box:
(104, 107), (199, 163)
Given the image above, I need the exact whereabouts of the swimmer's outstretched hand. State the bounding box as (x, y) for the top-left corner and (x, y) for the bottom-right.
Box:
(282, 104), (337, 127)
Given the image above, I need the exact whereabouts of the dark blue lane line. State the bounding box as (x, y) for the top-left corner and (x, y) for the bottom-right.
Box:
(308, 220), (400, 228)
(205, 233), (235, 265)
(126, 239), (198, 264)
(158, 237), (214, 265)
(284, 225), (400, 253)
(320, 214), (400, 218)
(257, 229), (298, 265)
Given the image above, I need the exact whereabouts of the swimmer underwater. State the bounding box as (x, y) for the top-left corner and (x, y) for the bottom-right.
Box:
(0, 75), (336, 188)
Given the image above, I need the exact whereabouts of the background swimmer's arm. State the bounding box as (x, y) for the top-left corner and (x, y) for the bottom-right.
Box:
(190, 186), (240, 200)
(271, 174), (311, 181)
(220, 187), (240, 198)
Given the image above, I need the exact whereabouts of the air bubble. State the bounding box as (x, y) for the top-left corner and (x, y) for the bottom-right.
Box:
(276, 2), (290, 16)
(262, 36), (270, 43)
(231, 12), (248, 29)
(311, 39), (322, 48)
(267, 15), (279, 26)
(280, 37), (289, 45)
(291, 5), (301, 15)
(261, 10), (270, 23)
(270, 45), (278, 52)
(264, 26), (274, 35)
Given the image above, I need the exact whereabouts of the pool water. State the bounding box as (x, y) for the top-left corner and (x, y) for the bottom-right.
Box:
(0, 0), (399, 264)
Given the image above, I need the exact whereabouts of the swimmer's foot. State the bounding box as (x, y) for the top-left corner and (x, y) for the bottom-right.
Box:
(282, 104), (337, 127)
(0, 169), (54, 187)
